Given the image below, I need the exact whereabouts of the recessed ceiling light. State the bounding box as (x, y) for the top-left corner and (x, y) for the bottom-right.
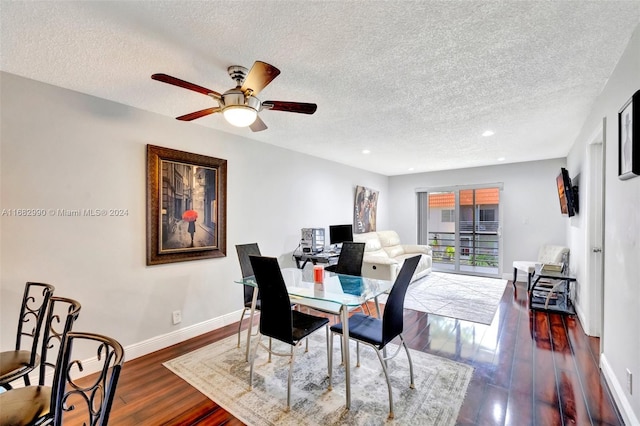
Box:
(482, 130), (495, 137)
(497, 157), (505, 162)
(408, 167), (414, 171)
(362, 149), (371, 154)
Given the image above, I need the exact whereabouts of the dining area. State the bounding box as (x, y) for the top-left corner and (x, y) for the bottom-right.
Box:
(233, 241), (422, 420)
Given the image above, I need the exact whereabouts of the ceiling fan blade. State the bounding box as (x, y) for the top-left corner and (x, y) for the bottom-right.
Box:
(240, 61), (281, 96)
(176, 107), (221, 121)
(262, 101), (317, 115)
(152, 73), (221, 98)
(249, 115), (268, 132)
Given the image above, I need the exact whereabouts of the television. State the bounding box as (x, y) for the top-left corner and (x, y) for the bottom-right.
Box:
(329, 224), (354, 246)
(556, 168), (579, 217)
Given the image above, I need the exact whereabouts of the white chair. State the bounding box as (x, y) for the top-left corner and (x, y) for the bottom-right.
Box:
(512, 245), (569, 290)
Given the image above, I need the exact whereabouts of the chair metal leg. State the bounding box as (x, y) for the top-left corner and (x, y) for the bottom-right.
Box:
(237, 307), (248, 347)
(356, 341), (361, 367)
(372, 345), (394, 419)
(382, 346), (388, 368)
(399, 334), (415, 389)
(363, 302), (372, 316)
(287, 346), (295, 411)
(249, 334), (263, 390)
(328, 330), (334, 391)
(512, 267), (518, 288)
(332, 314), (346, 365)
(325, 325), (330, 377)
(245, 288), (259, 361)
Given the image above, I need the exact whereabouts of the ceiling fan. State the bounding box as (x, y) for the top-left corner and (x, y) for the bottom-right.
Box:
(151, 61), (317, 132)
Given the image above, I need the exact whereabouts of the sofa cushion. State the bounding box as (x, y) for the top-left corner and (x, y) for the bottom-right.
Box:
(385, 245), (405, 258)
(353, 232), (383, 252)
(376, 230), (402, 247)
(367, 248), (389, 258)
(374, 230), (406, 258)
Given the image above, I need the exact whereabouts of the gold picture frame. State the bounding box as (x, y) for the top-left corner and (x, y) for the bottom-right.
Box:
(146, 144), (227, 265)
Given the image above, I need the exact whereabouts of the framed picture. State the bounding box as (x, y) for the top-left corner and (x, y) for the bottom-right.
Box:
(353, 185), (379, 234)
(146, 145), (227, 265)
(618, 89), (639, 180)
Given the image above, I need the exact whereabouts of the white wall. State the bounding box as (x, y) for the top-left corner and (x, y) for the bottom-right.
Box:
(566, 24), (640, 425)
(387, 159), (569, 278)
(0, 72), (388, 361)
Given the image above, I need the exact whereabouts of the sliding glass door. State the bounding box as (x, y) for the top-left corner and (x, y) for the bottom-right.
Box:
(417, 186), (502, 277)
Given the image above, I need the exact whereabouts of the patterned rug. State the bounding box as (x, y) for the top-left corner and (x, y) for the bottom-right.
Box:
(379, 272), (508, 325)
(164, 332), (473, 426)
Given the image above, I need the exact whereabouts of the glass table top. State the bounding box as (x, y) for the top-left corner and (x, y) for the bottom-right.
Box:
(236, 267), (393, 307)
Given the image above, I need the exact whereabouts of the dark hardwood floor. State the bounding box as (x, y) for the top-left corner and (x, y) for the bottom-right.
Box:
(65, 280), (623, 425)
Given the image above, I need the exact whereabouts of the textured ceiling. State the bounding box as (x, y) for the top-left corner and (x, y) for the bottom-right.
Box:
(1, 1), (639, 176)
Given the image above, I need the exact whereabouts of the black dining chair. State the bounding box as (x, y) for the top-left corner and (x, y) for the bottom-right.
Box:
(0, 331), (124, 426)
(324, 241), (371, 317)
(37, 297), (82, 384)
(328, 255), (421, 419)
(324, 241), (365, 276)
(0, 282), (55, 390)
(235, 243), (262, 348)
(248, 255), (330, 411)
(0, 296), (81, 426)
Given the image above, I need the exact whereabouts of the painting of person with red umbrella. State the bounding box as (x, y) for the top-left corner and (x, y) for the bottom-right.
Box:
(157, 160), (218, 252)
(147, 145), (227, 265)
(182, 209), (198, 246)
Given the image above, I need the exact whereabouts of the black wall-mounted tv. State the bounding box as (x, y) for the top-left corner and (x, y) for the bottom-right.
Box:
(329, 224), (354, 245)
(556, 168), (579, 217)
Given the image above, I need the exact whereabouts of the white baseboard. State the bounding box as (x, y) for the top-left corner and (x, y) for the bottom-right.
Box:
(30, 309), (244, 384)
(506, 271), (526, 283)
(501, 272), (513, 281)
(600, 353), (640, 425)
(123, 310), (242, 361)
(574, 302), (590, 336)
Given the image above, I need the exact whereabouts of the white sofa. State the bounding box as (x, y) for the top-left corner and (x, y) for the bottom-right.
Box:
(353, 230), (432, 282)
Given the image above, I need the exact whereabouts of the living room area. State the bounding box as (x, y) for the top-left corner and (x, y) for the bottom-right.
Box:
(1, 2), (639, 425)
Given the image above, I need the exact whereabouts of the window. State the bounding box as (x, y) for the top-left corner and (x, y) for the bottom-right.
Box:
(441, 209), (455, 222)
(461, 237), (471, 256)
(479, 209), (495, 222)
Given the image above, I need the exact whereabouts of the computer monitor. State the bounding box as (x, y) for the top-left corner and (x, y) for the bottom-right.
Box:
(329, 224), (353, 246)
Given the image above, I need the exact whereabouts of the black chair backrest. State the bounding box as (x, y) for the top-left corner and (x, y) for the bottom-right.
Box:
(38, 297), (81, 385)
(335, 242), (365, 276)
(236, 243), (262, 304)
(15, 282), (55, 364)
(51, 331), (124, 426)
(381, 255), (421, 347)
(249, 255), (295, 345)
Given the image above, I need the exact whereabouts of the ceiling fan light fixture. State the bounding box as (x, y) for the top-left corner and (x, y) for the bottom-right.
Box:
(223, 105), (258, 127)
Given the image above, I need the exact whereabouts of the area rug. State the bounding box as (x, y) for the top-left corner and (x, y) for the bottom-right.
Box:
(164, 332), (473, 426)
(379, 272), (508, 325)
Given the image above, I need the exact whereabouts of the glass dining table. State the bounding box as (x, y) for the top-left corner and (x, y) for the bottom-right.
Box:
(236, 267), (394, 410)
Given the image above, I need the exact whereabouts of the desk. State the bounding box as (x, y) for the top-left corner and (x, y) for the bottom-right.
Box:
(529, 265), (577, 315)
(293, 251), (339, 269)
(237, 268), (393, 410)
